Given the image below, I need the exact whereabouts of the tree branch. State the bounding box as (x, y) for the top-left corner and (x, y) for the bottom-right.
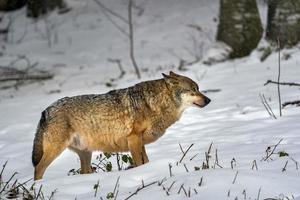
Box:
(277, 37), (282, 117)
(282, 100), (300, 108)
(124, 180), (157, 200)
(264, 80), (300, 87)
(179, 143), (194, 163)
(128, 0), (141, 79)
(93, 0), (128, 24)
(0, 74), (53, 82)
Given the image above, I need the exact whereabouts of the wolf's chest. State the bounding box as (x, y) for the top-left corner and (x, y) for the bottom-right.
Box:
(142, 128), (165, 144)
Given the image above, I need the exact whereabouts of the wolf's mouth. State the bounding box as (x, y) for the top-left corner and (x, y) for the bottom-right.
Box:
(193, 102), (205, 108)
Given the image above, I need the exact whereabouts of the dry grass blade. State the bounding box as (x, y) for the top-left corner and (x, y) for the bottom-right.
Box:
(214, 149), (223, 168)
(251, 160), (258, 170)
(128, 0), (141, 79)
(0, 172), (18, 195)
(179, 144), (194, 163)
(259, 93), (277, 119)
(232, 171), (238, 184)
(277, 37), (282, 117)
(112, 176), (120, 199)
(262, 138), (283, 161)
(282, 161), (288, 172)
(124, 180), (157, 200)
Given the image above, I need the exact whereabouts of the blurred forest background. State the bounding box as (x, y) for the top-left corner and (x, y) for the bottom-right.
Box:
(0, 0), (299, 85)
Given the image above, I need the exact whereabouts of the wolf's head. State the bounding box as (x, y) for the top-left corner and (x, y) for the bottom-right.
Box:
(162, 71), (211, 110)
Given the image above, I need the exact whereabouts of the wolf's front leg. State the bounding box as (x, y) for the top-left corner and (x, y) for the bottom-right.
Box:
(142, 145), (149, 164)
(127, 134), (144, 166)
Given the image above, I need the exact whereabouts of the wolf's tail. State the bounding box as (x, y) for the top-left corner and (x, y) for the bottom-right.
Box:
(32, 110), (47, 167)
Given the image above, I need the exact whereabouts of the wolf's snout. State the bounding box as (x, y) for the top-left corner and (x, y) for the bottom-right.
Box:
(204, 96), (211, 106)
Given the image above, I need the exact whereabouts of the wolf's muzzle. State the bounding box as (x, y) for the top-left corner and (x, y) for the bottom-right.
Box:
(204, 96), (211, 106)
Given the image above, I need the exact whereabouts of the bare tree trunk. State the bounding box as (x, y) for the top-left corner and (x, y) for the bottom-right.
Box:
(266, 0), (300, 47)
(0, 0), (26, 11)
(216, 0), (263, 58)
(27, 0), (68, 18)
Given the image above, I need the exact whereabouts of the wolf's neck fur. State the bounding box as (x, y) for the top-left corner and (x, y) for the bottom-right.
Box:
(127, 79), (184, 131)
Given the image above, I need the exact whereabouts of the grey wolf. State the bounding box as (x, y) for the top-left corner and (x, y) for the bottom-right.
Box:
(32, 71), (210, 180)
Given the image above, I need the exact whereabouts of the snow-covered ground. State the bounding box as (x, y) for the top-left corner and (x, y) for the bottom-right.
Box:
(0, 0), (300, 199)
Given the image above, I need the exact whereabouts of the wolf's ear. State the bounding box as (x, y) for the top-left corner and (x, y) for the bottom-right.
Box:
(162, 73), (171, 79)
(162, 73), (179, 85)
(169, 71), (180, 77)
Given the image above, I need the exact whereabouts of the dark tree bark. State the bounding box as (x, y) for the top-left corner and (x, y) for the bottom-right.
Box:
(27, 0), (68, 18)
(266, 0), (300, 47)
(0, 0), (26, 11)
(216, 0), (263, 58)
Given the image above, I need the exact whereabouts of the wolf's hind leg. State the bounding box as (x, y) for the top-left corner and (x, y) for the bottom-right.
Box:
(34, 140), (66, 180)
(69, 147), (93, 174)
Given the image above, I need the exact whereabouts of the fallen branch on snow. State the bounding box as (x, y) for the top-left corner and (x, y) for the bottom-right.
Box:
(124, 180), (158, 200)
(0, 74), (53, 82)
(282, 100), (300, 108)
(264, 80), (300, 87)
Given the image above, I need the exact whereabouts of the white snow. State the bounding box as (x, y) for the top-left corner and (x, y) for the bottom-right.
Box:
(0, 0), (300, 199)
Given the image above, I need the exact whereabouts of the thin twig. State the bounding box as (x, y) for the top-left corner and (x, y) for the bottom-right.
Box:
(201, 89), (221, 94)
(35, 185), (43, 199)
(198, 177), (203, 187)
(168, 163), (173, 177)
(94, 180), (100, 197)
(0, 172), (17, 194)
(0, 161), (8, 188)
(112, 176), (120, 199)
(179, 143), (184, 154)
(157, 177), (167, 186)
(177, 184), (187, 196)
(194, 188), (198, 194)
(242, 189), (247, 199)
(282, 160), (288, 172)
(262, 139), (283, 161)
(128, 0), (141, 79)
(0, 74), (54, 82)
(48, 189), (57, 200)
(264, 80), (300, 87)
(256, 187), (261, 200)
(290, 157), (298, 170)
(251, 160), (258, 170)
(231, 158), (236, 169)
(282, 100), (300, 108)
(107, 58), (126, 80)
(93, 0), (129, 36)
(167, 181), (176, 193)
(214, 149), (223, 168)
(259, 93), (277, 119)
(232, 171), (238, 184)
(179, 144), (194, 163)
(3, 178), (33, 195)
(93, 0), (128, 24)
(277, 37), (282, 117)
(183, 164), (189, 172)
(189, 153), (198, 161)
(116, 153), (121, 171)
(124, 180), (157, 200)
